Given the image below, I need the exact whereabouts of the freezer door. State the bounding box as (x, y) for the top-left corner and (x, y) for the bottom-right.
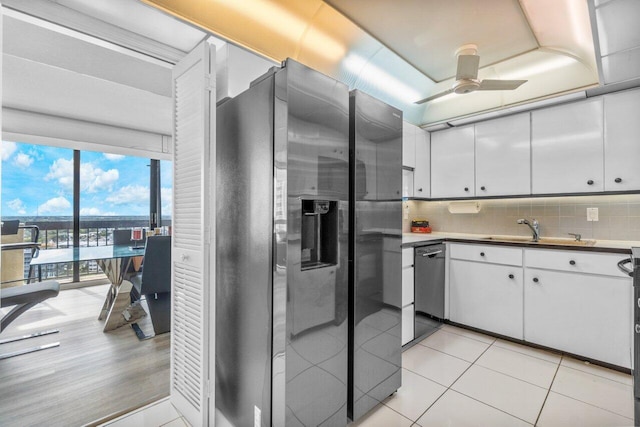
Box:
(273, 59), (351, 426)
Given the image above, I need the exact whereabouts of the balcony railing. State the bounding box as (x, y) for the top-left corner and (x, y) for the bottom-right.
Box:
(4, 217), (171, 284)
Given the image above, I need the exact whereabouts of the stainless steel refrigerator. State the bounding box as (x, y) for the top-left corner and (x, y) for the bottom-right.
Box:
(215, 59), (350, 426)
(348, 90), (402, 421)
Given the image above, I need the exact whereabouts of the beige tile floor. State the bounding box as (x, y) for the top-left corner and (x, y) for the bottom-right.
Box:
(98, 398), (187, 427)
(354, 324), (634, 427)
(101, 324), (635, 427)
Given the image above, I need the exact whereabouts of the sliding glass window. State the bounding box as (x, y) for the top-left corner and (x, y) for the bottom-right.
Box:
(1, 140), (171, 284)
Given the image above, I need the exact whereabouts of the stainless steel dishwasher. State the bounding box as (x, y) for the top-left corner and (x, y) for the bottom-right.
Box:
(414, 243), (445, 338)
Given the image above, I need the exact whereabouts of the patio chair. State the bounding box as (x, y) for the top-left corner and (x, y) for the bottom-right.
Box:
(0, 280), (60, 359)
(130, 235), (171, 339)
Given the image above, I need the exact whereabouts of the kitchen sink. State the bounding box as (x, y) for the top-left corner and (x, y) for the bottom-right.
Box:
(483, 236), (596, 246)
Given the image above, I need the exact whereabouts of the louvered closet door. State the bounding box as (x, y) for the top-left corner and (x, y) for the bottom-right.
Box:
(170, 41), (215, 427)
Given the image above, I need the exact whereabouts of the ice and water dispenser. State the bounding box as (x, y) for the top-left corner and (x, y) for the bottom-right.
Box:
(301, 200), (338, 270)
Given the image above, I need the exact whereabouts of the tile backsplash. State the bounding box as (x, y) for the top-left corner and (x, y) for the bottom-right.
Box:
(403, 194), (640, 241)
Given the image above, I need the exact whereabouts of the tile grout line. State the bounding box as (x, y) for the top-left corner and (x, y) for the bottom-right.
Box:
(473, 360), (555, 391)
(560, 363), (633, 387)
(533, 354), (563, 426)
(439, 326), (496, 345)
(444, 326), (564, 365)
(410, 336), (497, 425)
(491, 341), (562, 364)
(547, 358), (634, 420)
(550, 390), (634, 421)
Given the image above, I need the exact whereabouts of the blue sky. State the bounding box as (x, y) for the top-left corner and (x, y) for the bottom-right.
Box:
(1, 141), (172, 217)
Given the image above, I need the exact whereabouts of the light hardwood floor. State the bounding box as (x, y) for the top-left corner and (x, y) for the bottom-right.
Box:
(0, 284), (170, 427)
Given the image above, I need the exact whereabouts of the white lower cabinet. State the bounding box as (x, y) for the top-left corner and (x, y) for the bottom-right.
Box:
(449, 259), (523, 340)
(402, 304), (414, 345)
(447, 244), (632, 368)
(524, 267), (632, 368)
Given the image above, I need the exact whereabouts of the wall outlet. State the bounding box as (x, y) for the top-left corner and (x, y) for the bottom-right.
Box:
(404, 205), (409, 220)
(254, 406), (261, 427)
(587, 207), (599, 222)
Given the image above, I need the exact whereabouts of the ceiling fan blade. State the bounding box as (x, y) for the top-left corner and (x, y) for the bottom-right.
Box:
(414, 88), (455, 105)
(455, 55), (480, 80)
(478, 79), (527, 91)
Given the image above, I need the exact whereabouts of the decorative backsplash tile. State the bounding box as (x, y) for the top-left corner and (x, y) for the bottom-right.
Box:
(403, 194), (640, 241)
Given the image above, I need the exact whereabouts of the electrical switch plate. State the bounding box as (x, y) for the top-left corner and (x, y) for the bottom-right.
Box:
(404, 205), (409, 220)
(587, 207), (599, 222)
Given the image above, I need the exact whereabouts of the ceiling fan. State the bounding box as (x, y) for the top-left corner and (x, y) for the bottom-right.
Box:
(415, 44), (527, 104)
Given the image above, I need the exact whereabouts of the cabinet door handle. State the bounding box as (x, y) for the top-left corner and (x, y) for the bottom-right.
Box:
(615, 178), (622, 183)
(481, 186), (486, 191)
(587, 180), (594, 185)
(569, 260), (576, 266)
(533, 277), (539, 283)
(480, 252), (485, 257)
(418, 188), (423, 192)
(464, 187), (469, 192)
(508, 274), (514, 279)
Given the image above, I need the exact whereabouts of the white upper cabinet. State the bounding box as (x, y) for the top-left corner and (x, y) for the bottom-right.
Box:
(413, 128), (430, 198)
(475, 113), (531, 197)
(402, 169), (414, 198)
(531, 98), (604, 194)
(431, 126), (475, 198)
(604, 88), (640, 191)
(402, 120), (416, 168)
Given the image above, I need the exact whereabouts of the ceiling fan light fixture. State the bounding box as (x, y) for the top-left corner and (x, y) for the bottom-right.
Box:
(453, 78), (480, 94)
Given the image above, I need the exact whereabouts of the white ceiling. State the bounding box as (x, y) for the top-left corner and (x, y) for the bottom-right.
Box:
(2, 0), (628, 126)
(326, 0), (540, 82)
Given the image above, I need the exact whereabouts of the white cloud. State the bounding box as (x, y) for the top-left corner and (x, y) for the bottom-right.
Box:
(104, 153), (125, 161)
(28, 147), (44, 161)
(83, 166), (119, 193)
(7, 198), (27, 215)
(161, 187), (172, 212)
(45, 158), (74, 190)
(80, 207), (117, 216)
(13, 152), (34, 169)
(106, 184), (150, 205)
(1, 141), (17, 161)
(46, 159), (119, 193)
(38, 196), (71, 214)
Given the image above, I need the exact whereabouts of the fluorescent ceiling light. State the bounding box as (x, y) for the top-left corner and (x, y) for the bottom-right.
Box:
(344, 54), (423, 103)
(216, 0), (345, 62)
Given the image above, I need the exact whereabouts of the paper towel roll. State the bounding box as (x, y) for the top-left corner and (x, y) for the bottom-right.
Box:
(448, 201), (481, 214)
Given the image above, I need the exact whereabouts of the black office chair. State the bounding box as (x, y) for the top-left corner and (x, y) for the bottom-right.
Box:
(131, 235), (171, 339)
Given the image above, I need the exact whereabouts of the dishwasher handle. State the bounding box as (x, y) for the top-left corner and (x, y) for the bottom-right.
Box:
(617, 258), (634, 277)
(421, 250), (443, 257)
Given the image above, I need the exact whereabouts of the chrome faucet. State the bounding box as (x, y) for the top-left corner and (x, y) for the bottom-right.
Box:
(568, 232), (582, 242)
(517, 218), (540, 242)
